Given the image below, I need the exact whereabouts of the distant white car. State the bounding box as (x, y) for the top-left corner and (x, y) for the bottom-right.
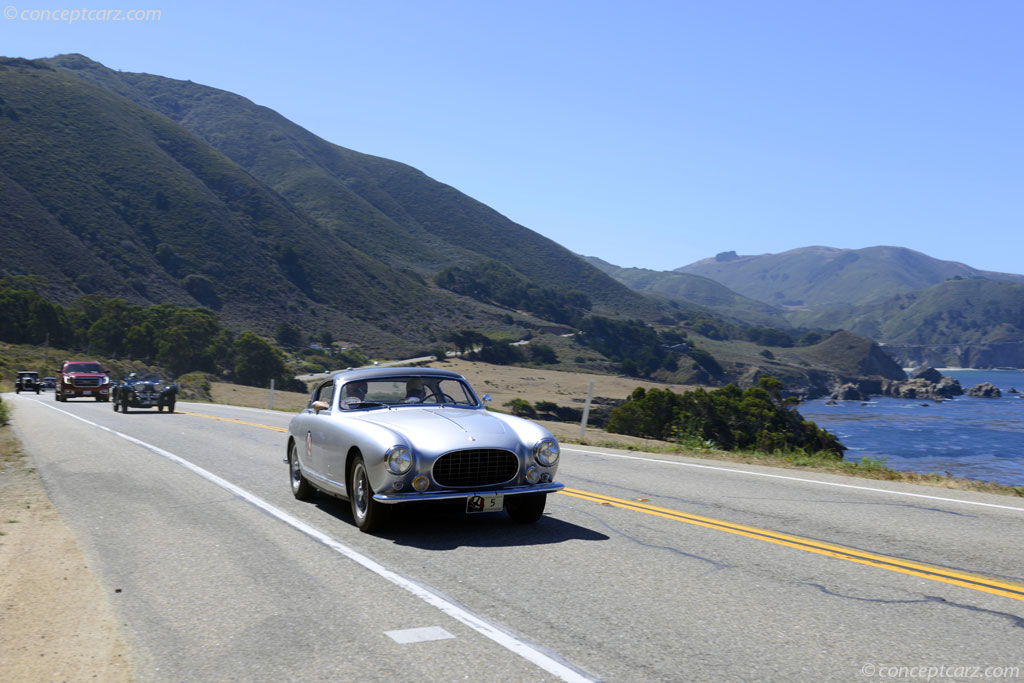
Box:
(286, 367), (563, 532)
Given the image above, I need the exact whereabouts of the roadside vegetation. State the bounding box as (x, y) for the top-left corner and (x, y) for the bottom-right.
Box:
(0, 280), (366, 390)
(605, 376), (844, 456)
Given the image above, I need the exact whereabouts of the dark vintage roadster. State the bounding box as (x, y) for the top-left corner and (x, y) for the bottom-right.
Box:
(112, 374), (178, 413)
(15, 371), (42, 394)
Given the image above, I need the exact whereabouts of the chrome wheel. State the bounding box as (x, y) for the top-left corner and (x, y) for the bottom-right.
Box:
(349, 456), (390, 533)
(289, 441), (315, 501)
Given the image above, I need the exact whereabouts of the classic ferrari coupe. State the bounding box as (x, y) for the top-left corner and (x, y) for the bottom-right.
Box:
(287, 367), (564, 532)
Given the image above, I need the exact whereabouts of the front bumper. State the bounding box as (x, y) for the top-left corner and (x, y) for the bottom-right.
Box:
(63, 387), (110, 396)
(373, 481), (564, 504)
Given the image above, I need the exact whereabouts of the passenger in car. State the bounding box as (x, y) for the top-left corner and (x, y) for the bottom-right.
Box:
(404, 378), (426, 403)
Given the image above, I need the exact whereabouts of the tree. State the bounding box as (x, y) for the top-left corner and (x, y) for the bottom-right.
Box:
(504, 398), (537, 418)
(233, 331), (287, 387)
(529, 343), (558, 364)
(275, 322), (303, 349)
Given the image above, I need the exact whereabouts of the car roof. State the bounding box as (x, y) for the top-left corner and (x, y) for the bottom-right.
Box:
(328, 366), (466, 383)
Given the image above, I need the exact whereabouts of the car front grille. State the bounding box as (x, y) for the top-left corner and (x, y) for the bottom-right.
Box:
(72, 377), (101, 387)
(433, 449), (519, 488)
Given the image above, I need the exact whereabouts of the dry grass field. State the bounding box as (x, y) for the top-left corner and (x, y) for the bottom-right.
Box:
(206, 359), (697, 450)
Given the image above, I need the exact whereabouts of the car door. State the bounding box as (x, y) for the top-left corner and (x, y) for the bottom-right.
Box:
(304, 380), (336, 482)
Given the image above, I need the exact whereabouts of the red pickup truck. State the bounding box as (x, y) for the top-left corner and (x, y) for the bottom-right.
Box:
(57, 360), (111, 402)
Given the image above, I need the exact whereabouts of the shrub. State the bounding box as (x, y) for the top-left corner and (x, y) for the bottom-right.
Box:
(607, 377), (844, 457)
(504, 398), (537, 418)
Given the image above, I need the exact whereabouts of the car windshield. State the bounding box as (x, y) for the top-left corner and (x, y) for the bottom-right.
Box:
(338, 376), (478, 409)
(67, 363), (103, 373)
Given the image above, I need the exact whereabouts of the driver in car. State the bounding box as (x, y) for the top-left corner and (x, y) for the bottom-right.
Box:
(340, 380), (367, 409)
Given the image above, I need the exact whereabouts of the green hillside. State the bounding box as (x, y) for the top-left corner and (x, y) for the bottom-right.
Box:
(789, 278), (1024, 367)
(583, 256), (789, 328)
(0, 56), (455, 349)
(0, 54), (663, 355)
(43, 54), (655, 319)
(676, 246), (1024, 309)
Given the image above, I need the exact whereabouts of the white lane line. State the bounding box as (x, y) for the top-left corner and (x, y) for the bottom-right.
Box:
(34, 400), (594, 683)
(564, 446), (1024, 513)
(385, 626), (455, 644)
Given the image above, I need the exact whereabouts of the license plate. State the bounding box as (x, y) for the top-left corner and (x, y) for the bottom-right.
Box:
(466, 494), (503, 513)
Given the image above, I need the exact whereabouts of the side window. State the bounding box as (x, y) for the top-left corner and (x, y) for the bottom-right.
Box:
(313, 381), (334, 409)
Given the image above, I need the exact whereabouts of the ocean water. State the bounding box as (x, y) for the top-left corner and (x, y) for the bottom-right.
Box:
(799, 369), (1024, 486)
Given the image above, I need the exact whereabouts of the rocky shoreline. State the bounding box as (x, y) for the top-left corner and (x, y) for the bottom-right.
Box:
(829, 367), (1008, 402)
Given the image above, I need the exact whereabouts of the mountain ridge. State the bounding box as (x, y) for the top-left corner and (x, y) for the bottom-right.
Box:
(674, 245), (1024, 309)
(0, 54), (661, 354)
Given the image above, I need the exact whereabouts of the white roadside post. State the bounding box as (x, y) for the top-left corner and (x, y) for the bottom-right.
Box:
(269, 379), (275, 410)
(578, 379), (594, 440)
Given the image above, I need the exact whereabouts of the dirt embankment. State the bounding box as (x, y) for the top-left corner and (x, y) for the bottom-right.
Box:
(0, 418), (135, 682)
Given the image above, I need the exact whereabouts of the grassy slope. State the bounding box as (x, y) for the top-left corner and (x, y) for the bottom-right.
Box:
(46, 54), (660, 320)
(790, 278), (1024, 346)
(583, 255), (789, 327)
(676, 245), (1024, 309)
(0, 57), (531, 351)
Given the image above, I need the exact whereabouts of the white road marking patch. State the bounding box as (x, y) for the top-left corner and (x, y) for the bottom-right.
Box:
(34, 400), (595, 683)
(563, 446), (1024, 513)
(385, 626), (455, 644)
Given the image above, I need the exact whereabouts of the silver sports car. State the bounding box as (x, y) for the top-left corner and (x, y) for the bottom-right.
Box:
(287, 367), (564, 532)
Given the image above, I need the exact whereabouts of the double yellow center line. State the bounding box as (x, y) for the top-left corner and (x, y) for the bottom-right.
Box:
(181, 409), (1024, 602)
(562, 488), (1024, 602)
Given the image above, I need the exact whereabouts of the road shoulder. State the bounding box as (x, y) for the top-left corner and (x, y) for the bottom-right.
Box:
(0, 411), (134, 682)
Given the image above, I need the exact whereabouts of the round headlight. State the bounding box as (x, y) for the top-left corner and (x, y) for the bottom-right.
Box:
(386, 446), (412, 474)
(534, 438), (560, 467)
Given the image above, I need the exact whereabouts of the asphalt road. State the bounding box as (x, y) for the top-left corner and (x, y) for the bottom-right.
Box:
(9, 393), (1024, 682)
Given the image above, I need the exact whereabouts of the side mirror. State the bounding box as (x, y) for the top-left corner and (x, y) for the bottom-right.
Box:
(311, 400), (330, 414)
(482, 394), (492, 403)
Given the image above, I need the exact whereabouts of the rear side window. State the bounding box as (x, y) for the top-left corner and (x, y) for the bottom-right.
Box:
(313, 382), (334, 409)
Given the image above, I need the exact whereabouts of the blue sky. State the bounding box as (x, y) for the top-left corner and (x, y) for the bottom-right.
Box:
(3, 0), (1022, 274)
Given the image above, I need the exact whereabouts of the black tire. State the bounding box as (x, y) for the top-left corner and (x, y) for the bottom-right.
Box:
(506, 493), (547, 523)
(15, 386), (20, 394)
(113, 397), (119, 412)
(35, 387), (40, 394)
(289, 440), (316, 501)
(349, 455), (390, 532)
(167, 399), (175, 414)
(120, 394), (130, 414)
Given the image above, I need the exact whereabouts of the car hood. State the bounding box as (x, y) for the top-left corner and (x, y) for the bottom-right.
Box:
(355, 408), (520, 452)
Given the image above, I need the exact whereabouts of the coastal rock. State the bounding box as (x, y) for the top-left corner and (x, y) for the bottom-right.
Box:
(912, 367), (944, 384)
(934, 376), (964, 398)
(879, 372), (963, 400)
(967, 382), (1002, 398)
(830, 383), (867, 401)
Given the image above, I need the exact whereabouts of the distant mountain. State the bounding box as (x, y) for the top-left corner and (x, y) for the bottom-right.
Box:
(789, 277), (1024, 368)
(582, 256), (788, 328)
(676, 246), (1024, 310)
(0, 54), (659, 352)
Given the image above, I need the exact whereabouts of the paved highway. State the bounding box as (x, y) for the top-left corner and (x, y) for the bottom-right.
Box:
(9, 393), (1024, 682)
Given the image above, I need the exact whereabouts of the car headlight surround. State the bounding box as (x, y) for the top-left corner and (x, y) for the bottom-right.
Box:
(534, 438), (560, 467)
(386, 445), (413, 475)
